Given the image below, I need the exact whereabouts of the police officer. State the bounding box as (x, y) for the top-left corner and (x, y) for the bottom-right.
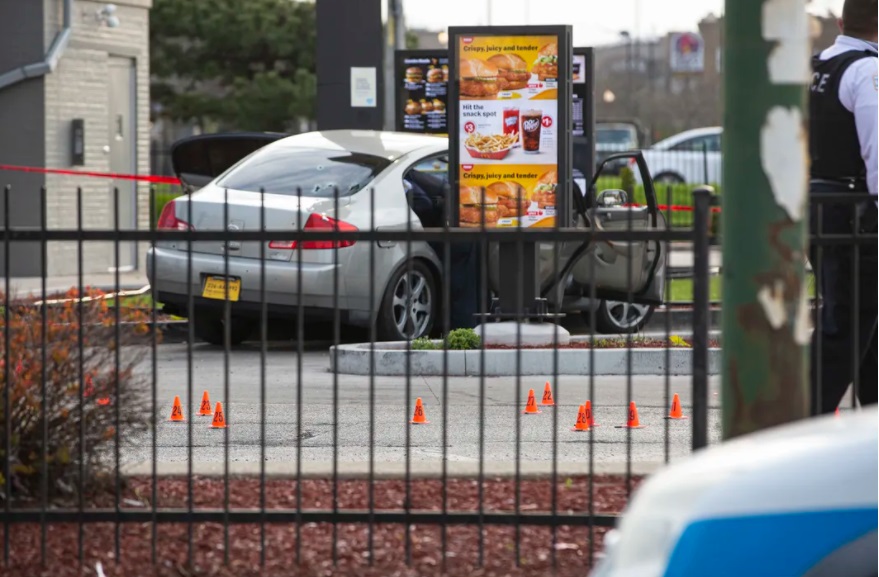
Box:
(808, 0), (878, 414)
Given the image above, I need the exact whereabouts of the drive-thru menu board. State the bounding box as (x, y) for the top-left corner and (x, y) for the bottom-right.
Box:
(395, 50), (449, 134)
(449, 28), (571, 229)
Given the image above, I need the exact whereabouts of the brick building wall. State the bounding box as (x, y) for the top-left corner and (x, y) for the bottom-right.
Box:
(43, 0), (152, 276)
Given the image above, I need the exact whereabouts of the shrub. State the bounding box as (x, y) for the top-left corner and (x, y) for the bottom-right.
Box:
(445, 328), (481, 350)
(0, 288), (154, 503)
(410, 337), (439, 351)
(619, 166), (636, 197)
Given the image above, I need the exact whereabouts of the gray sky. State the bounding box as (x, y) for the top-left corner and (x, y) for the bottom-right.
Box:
(401, 0), (847, 46)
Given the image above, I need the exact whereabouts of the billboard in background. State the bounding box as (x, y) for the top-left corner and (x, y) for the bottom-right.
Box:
(394, 50), (449, 134)
(669, 32), (704, 73)
(449, 27), (572, 230)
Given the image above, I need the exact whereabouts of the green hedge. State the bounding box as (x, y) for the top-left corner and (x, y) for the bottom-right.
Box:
(594, 176), (722, 230)
(150, 184), (184, 228)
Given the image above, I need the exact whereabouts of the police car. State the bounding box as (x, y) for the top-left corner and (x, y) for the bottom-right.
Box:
(590, 409), (878, 577)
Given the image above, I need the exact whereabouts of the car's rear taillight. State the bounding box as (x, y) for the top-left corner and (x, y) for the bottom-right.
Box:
(156, 200), (193, 231)
(268, 213), (358, 250)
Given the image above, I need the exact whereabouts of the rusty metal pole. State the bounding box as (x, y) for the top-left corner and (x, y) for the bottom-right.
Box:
(722, 0), (810, 439)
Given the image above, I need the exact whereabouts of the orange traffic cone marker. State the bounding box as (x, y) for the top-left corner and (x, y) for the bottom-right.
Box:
(584, 400), (599, 428)
(523, 388), (541, 414)
(169, 395), (185, 422)
(666, 393), (687, 420)
(410, 397), (429, 424)
(615, 401), (645, 429)
(541, 381), (555, 406)
(834, 407), (840, 418)
(571, 404), (591, 432)
(211, 402), (226, 429)
(198, 390), (213, 416)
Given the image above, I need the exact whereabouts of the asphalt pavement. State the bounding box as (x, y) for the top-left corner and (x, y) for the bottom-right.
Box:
(121, 343), (725, 476)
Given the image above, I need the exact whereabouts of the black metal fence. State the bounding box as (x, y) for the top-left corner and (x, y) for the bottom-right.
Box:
(1, 180), (870, 575)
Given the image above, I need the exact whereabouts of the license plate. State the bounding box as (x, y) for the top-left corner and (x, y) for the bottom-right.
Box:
(202, 276), (241, 301)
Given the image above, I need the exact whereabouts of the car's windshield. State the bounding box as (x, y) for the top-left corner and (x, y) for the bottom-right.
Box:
(597, 128), (636, 146)
(216, 146), (392, 197)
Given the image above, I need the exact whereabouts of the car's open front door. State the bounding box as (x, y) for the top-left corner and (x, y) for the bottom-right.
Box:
(549, 151), (667, 305)
(170, 132), (288, 191)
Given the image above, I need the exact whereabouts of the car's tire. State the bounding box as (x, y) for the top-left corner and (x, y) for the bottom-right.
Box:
(192, 309), (255, 346)
(591, 300), (655, 334)
(653, 172), (685, 185)
(377, 260), (437, 341)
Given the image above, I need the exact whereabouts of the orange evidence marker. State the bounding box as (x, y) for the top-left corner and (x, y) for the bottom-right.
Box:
(211, 402), (227, 429)
(541, 381), (555, 406)
(97, 397), (111, 406)
(615, 401), (646, 429)
(198, 390), (213, 416)
(834, 407), (841, 418)
(571, 404), (591, 432)
(523, 388), (541, 414)
(410, 397), (429, 424)
(169, 395), (185, 422)
(584, 400), (599, 428)
(666, 393), (688, 420)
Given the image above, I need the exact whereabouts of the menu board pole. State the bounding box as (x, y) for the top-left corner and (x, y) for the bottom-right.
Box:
(449, 25), (572, 321)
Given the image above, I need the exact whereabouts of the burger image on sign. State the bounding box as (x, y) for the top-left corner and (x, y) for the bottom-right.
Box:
(487, 53), (530, 91)
(459, 185), (499, 227)
(405, 66), (424, 84)
(459, 58), (500, 99)
(531, 169), (557, 208)
(532, 43), (558, 81)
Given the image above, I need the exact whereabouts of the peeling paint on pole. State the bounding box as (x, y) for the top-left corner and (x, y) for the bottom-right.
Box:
(722, 0), (810, 440)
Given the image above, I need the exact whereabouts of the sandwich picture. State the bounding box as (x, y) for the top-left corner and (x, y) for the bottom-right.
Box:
(459, 58), (500, 99)
(532, 43), (559, 81)
(459, 185), (499, 227)
(427, 67), (444, 83)
(404, 99), (421, 115)
(531, 169), (557, 208)
(487, 53), (530, 91)
(405, 66), (424, 83)
(488, 181), (529, 218)
(420, 98), (434, 113)
(431, 98), (446, 112)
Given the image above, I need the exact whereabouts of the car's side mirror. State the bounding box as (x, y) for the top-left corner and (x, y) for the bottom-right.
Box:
(596, 189), (628, 208)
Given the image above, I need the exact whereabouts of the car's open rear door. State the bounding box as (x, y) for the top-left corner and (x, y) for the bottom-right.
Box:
(546, 151), (667, 305)
(170, 132), (287, 191)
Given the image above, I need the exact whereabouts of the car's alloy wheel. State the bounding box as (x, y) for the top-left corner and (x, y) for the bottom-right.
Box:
(378, 261), (436, 341)
(593, 300), (654, 334)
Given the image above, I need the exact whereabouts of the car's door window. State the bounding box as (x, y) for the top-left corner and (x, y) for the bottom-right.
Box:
(408, 156), (449, 183)
(670, 134), (720, 152)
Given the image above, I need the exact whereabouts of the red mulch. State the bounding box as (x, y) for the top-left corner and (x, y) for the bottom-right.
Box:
(488, 338), (720, 349)
(1, 475), (643, 577)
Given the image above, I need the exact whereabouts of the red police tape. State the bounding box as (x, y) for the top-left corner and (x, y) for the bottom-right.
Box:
(0, 164), (720, 213)
(0, 164), (181, 185)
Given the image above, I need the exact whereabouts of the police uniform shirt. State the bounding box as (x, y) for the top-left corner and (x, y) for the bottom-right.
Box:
(813, 35), (878, 197)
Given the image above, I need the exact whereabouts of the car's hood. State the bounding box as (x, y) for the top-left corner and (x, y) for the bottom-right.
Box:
(170, 132), (288, 189)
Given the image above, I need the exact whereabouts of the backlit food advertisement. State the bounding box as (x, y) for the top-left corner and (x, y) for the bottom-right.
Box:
(395, 50), (449, 134)
(449, 28), (570, 229)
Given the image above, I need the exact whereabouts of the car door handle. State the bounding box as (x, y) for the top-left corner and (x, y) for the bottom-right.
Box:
(377, 240), (396, 248)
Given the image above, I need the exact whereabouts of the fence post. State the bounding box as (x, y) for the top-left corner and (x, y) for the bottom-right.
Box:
(692, 187), (711, 450)
(722, 0), (810, 439)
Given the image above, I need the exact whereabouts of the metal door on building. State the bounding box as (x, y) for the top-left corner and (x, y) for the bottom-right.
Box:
(108, 56), (137, 271)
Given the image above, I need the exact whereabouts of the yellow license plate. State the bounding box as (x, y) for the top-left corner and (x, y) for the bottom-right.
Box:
(202, 277), (241, 301)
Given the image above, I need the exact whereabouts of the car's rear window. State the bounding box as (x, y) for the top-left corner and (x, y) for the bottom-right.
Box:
(216, 146), (393, 197)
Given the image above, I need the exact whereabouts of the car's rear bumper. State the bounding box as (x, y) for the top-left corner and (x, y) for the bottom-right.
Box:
(147, 246), (351, 318)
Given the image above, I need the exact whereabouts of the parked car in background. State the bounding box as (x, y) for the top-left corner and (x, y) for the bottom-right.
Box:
(635, 126), (722, 185)
(148, 131), (668, 344)
(596, 121), (642, 175)
(591, 409), (878, 577)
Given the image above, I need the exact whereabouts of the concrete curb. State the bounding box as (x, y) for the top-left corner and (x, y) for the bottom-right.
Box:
(122, 460), (665, 479)
(330, 343), (722, 377)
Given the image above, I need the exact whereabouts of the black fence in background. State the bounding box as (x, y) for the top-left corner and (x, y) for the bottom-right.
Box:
(0, 182), (872, 575)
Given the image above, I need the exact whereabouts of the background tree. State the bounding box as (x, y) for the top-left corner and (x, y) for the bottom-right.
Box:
(150, 0), (316, 132)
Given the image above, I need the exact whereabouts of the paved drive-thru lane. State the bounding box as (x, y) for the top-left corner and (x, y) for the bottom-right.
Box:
(120, 343), (727, 475)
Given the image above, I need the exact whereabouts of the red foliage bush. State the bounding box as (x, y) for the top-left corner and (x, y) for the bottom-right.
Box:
(0, 287), (156, 503)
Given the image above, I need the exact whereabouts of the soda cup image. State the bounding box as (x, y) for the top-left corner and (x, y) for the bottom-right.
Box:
(521, 109), (542, 154)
